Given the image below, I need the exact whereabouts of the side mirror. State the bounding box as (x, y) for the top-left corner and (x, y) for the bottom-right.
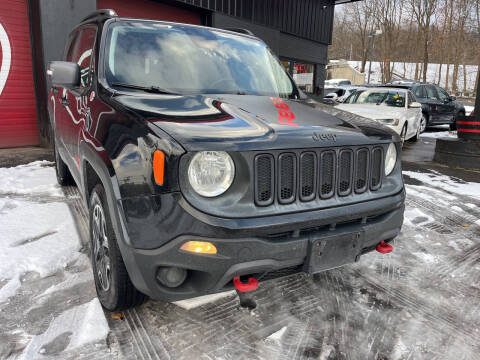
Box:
(48, 61), (80, 88)
(410, 102), (422, 108)
(450, 95), (456, 101)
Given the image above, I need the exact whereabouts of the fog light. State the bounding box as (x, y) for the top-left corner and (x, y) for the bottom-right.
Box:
(156, 267), (187, 288)
(180, 241), (217, 255)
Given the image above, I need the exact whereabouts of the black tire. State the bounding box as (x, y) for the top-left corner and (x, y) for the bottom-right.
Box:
(400, 124), (407, 146)
(410, 122), (421, 142)
(89, 183), (146, 310)
(451, 111), (463, 131)
(419, 113), (428, 133)
(53, 133), (73, 186)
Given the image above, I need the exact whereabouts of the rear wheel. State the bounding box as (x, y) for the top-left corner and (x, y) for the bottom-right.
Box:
(89, 183), (146, 310)
(450, 111), (464, 131)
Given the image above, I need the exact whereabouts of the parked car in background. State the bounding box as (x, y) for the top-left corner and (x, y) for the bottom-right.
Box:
(323, 85), (366, 105)
(325, 79), (352, 87)
(337, 87), (423, 143)
(384, 82), (465, 131)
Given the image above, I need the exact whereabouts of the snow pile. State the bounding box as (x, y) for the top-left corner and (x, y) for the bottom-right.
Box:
(0, 198), (81, 302)
(465, 106), (474, 116)
(19, 299), (109, 359)
(403, 170), (480, 200)
(0, 160), (63, 197)
(420, 130), (457, 139)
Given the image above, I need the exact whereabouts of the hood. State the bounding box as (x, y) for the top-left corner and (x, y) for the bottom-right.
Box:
(336, 104), (405, 120)
(112, 93), (398, 151)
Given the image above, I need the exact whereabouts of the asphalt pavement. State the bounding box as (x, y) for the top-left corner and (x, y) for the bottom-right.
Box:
(64, 132), (480, 359)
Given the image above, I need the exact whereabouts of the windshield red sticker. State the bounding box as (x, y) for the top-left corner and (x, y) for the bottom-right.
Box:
(270, 97), (299, 127)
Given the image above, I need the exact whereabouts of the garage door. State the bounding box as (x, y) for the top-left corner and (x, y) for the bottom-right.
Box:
(98, 0), (202, 24)
(0, 0), (39, 148)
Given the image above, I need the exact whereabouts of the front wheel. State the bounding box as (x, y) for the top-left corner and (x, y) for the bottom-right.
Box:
(400, 124), (407, 146)
(419, 114), (427, 133)
(410, 121), (421, 142)
(89, 183), (146, 310)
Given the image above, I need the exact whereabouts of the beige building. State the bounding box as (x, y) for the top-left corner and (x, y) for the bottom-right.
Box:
(326, 60), (366, 85)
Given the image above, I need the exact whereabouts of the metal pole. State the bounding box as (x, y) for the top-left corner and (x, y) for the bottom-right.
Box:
(367, 36), (374, 84)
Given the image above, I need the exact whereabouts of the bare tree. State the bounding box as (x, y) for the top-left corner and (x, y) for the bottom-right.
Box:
(344, 1), (376, 73)
(409, 0), (439, 82)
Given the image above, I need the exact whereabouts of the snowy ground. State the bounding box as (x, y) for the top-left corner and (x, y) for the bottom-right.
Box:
(1, 158), (480, 359)
(348, 61), (478, 94)
(0, 162), (109, 359)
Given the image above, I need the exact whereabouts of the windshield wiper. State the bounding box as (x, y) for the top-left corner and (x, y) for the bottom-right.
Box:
(111, 82), (179, 95)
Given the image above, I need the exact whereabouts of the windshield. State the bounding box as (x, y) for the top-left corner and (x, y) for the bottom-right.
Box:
(345, 90), (406, 108)
(104, 21), (297, 97)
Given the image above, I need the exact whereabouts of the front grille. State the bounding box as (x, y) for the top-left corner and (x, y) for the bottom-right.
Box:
(254, 146), (384, 206)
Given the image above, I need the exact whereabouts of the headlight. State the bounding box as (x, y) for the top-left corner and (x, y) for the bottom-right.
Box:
(188, 151), (235, 197)
(384, 143), (397, 176)
(379, 119), (399, 126)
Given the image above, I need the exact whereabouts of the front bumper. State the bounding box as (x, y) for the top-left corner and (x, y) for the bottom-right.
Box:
(118, 190), (405, 301)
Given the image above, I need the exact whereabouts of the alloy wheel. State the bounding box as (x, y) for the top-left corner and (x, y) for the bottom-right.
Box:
(92, 203), (111, 292)
(420, 115), (427, 133)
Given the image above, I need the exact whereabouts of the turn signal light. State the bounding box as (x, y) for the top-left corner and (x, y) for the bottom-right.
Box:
(153, 150), (165, 185)
(180, 241), (217, 255)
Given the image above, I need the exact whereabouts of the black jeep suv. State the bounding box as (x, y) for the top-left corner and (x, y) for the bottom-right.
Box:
(48, 10), (405, 310)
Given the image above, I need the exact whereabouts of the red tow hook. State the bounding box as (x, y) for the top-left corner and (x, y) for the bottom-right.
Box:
(233, 276), (259, 293)
(376, 240), (393, 254)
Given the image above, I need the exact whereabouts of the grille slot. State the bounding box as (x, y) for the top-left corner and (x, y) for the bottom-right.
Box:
(299, 152), (316, 201)
(370, 147), (383, 190)
(355, 148), (369, 193)
(319, 151), (335, 199)
(338, 149), (353, 196)
(254, 154), (274, 206)
(278, 153), (296, 204)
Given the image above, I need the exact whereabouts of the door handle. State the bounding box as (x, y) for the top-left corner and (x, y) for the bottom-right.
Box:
(61, 96), (69, 106)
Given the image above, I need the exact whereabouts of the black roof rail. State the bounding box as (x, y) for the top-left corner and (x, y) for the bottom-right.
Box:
(81, 9), (117, 23)
(222, 28), (256, 37)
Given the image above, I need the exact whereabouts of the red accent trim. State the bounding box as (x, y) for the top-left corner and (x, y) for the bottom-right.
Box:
(233, 276), (259, 293)
(376, 240), (393, 254)
(458, 129), (480, 133)
(270, 97), (299, 127)
(457, 121), (480, 125)
(75, 155), (80, 169)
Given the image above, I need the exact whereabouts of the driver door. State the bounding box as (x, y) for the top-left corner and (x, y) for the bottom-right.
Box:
(435, 86), (456, 123)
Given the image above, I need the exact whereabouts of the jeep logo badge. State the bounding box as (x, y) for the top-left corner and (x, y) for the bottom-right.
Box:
(312, 132), (337, 142)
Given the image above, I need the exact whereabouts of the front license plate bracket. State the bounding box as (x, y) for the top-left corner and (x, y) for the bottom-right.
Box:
(304, 231), (364, 274)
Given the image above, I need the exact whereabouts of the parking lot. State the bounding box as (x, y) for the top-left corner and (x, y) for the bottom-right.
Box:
(1, 130), (480, 360)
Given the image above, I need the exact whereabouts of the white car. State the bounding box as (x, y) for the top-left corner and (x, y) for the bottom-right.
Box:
(336, 87), (423, 142)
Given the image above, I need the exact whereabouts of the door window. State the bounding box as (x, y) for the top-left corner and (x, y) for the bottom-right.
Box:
(425, 85), (438, 100)
(436, 87), (450, 102)
(73, 27), (97, 89)
(414, 86), (425, 98)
